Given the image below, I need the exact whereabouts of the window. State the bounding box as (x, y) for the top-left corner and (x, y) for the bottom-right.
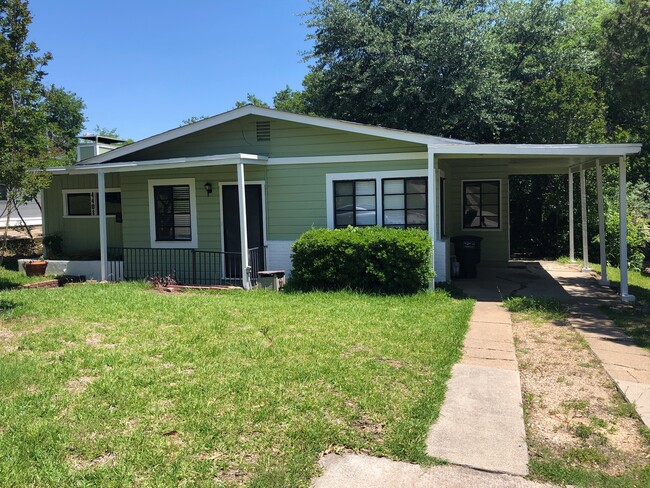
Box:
(463, 180), (500, 229)
(64, 190), (122, 217)
(153, 184), (192, 241)
(0, 184), (7, 201)
(382, 177), (427, 229)
(334, 180), (377, 227)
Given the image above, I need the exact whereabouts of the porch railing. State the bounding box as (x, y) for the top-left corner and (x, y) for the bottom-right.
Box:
(107, 246), (266, 286)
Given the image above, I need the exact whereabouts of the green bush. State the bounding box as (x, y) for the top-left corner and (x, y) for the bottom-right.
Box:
(288, 226), (433, 294)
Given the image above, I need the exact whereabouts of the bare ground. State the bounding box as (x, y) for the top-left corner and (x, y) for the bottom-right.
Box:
(512, 315), (650, 475)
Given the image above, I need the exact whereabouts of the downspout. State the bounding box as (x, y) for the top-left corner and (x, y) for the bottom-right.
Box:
(427, 145), (437, 288)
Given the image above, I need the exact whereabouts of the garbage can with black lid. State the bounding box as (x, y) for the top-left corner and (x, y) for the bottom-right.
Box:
(451, 236), (483, 279)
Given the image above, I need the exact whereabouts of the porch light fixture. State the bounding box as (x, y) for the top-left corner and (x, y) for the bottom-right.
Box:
(204, 182), (212, 197)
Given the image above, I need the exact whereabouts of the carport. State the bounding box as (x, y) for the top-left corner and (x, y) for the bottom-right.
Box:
(428, 143), (642, 301)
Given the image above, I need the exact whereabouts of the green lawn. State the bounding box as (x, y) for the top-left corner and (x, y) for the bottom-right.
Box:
(589, 264), (650, 350)
(0, 265), (53, 290)
(0, 273), (473, 487)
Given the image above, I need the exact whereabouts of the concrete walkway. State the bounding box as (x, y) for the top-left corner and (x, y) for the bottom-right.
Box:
(313, 454), (552, 488)
(426, 301), (529, 476)
(540, 262), (650, 427)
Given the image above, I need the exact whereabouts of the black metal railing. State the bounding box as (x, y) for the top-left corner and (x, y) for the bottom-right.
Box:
(107, 246), (266, 286)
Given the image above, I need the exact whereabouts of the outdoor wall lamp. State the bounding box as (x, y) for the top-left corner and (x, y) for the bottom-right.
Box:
(204, 182), (213, 197)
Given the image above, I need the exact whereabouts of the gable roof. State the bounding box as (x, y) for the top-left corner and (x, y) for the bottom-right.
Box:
(75, 105), (473, 166)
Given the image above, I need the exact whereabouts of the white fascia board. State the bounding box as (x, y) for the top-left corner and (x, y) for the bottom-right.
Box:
(76, 106), (472, 166)
(49, 153), (267, 174)
(430, 143), (643, 157)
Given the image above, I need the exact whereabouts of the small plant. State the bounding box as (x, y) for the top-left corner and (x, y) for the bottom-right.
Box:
(148, 272), (177, 288)
(573, 423), (594, 440)
(42, 234), (63, 258)
(503, 296), (569, 323)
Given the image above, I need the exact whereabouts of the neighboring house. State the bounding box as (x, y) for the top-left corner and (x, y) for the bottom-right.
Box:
(43, 106), (641, 300)
(0, 184), (42, 228)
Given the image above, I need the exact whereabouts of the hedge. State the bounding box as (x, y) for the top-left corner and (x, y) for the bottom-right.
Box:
(288, 226), (433, 294)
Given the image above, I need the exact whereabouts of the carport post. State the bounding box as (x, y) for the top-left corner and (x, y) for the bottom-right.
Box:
(237, 163), (251, 290)
(618, 157), (635, 302)
(596, 160), (609, 285)
(427, 145), (437, 289)
(568, 170), (575, 262)
(580, 166), (590, 272)
(97, 169), (108, 282)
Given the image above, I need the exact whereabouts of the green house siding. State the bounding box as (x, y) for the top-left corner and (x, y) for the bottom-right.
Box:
(441, 159), (510, 265)
(266, 159), (427, 240)
(111, 115), (424, 162)
(43, 173), (123, 256)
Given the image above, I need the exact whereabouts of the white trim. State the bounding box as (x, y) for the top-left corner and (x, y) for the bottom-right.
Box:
(569, 170), (575, 262)
(74, 106), (469, 167)
(62, 188), (121, 218)
(147, 178), (198, 249)
(325, 169), (427, 229)
(267, 152), (427, 165)
(580, 167), (590, 271)
(431, 143), (642, 157)
(460, 179), (504, 231)
(98, 170), (108, 281)
(218, 180), (267, 255)
(52, 153), (267, 175)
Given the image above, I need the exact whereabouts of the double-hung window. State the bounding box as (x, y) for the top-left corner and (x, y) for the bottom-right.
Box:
(333, 180), (377, 227)
(148, 178), (197, 248)
(382, 177), (427, 229)
(153, 185), (192, 241)
(64, 190), (122, 217)
(463, 180), (500, 229)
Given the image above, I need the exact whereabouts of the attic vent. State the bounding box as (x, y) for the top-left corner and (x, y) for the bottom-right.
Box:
(256, 121), (271, 142)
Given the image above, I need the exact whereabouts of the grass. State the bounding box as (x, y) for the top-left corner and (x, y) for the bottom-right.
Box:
(506, 293), (650, 487)
(589, 263), (650, 351)
(0, 270), (474, 487)
(503, 296), (569, 324)
(0, 264), (53, 290)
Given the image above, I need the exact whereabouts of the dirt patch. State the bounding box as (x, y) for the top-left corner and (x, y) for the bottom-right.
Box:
(513, 315), (650, 475)
(69, 451), (116, 470)
(65, 376), (96, 394)
(376, 357), (402, 368)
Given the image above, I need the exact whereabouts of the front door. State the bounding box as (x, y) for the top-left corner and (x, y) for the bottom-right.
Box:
(222, 184), (264, 279)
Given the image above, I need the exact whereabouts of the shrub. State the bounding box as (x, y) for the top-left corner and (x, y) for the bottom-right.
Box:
(288, 226), (433, 294)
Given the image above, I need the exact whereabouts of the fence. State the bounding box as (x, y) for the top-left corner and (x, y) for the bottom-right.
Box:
(107, 246), (266, 286)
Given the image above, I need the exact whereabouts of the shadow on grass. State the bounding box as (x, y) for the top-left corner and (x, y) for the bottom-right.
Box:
(0, 299), (17, 314)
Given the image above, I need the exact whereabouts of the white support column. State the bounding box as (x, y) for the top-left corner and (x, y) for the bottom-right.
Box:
(596, 160), (609, 285)
(237, 163), (251, 290)
(568, 171), (575, 262)
(427, 145), (437, 288)
(97, 170), (108, 281)
(580, 166), (590, 271)
(618, 156), (635, 302)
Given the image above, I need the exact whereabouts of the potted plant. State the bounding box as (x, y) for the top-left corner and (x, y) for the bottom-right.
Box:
(23, 256), (48, 277)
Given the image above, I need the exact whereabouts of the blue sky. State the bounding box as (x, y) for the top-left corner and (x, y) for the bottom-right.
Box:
(28, 0), (313, 141)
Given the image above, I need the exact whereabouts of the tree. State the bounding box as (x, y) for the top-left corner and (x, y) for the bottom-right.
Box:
(180, 115), (210, 126)
(44, 85), (85, 163)
(234, 93), (270, 109)
(273, 85), (310, 114)
(302, 0), (512, 142)
(0, 0), (85, 254)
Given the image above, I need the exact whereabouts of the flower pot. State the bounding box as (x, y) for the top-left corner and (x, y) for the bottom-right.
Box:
(24, 260), (48, 277)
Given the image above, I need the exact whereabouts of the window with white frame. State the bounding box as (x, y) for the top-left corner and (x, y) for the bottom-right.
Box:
(382, 177), (427, 229)
(152, 184), (193, 241)
(63, 190), (122, 217)
(333, 180), (377, 227)
(463, 180), (500, 229)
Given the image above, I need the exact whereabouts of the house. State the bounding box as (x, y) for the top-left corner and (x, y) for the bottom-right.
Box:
(0, 184), (42, 228)
(43, 105), (641, 300)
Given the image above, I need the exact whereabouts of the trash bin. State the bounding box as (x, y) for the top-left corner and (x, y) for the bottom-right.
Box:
(450, 236), (483, 279)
